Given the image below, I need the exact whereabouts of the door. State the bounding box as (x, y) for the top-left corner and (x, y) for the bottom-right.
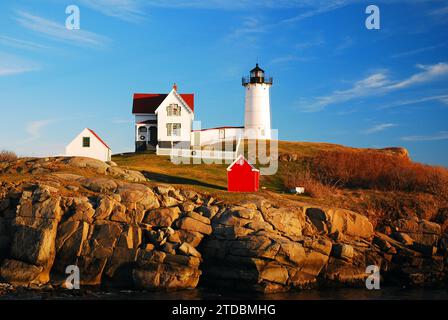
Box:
(149, 126), (158, 146)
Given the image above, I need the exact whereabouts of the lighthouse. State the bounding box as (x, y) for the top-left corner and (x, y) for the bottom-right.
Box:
(242, 64), (273, 140)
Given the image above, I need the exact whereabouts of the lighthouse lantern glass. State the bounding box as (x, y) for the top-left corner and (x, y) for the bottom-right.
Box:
(251, 69), (264, 78)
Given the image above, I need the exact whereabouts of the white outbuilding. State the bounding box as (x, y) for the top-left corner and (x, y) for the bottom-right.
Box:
(65, 128), (112, 162)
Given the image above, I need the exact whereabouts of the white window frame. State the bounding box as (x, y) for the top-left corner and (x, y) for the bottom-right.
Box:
(167, 104), (181, 117)
(166, 123), (181, 137)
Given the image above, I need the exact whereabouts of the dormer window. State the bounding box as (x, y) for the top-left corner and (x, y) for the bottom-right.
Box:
(167, 104), (181, 116)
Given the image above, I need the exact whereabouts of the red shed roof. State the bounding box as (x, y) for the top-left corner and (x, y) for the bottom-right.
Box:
(132, 93), (194, 114)
(87, 128), (111, 150)
(227, 155), (259, 172)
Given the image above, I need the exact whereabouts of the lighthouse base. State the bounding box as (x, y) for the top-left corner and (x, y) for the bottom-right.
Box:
(244, 127), (272, 140)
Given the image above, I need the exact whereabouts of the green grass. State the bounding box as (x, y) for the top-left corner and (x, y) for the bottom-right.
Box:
(112, 140), (384, 201)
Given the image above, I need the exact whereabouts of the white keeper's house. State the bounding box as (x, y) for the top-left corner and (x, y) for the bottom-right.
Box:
(132, 64), (273, 154)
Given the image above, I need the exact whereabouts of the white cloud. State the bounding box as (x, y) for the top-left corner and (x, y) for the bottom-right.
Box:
(78, 0), (145, 22)
(274, 1), (353, 25)
(226, 16), (267, 42)
(298, 72), (391, 111)
(140, 0), (352, 10)
(379, 94), (448, 109)
(14, 11), (109, 47)
(363, 123), (396, 134)
(270, 55), (311, 65)
(388, 63), (448, 90)
(295, 37), (325, 50)
(25, 119), (57, 142)
(401, 131), (448, 142)
(335, 36), (354, 52)
(429, 5), (448, 17)
(0, 35), (49, 51)
(391, 43), (446, 59)
(0, 52), (39, 76)
(299, 63), (448, 112)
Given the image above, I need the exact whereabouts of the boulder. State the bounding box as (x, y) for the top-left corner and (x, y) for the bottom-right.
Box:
(75, 256), (108, 285)
(178, 217), (212, 235)
(178, 242), (201, 258)
(53, 221), (89, 274)
(133, 263), (201, 290)
(322, 258), (369, 286)
(394, 218), (441, 246)
(392, 232), (414, 246)
(187, 211), (211, 225)
(11, 217), (58, 267)
(177, 230), (204, 248)
(306, 207), (374, 240)
(94, 195), (125, 221)
(64, 157), (109, 174)
(260, 207), (303, 237)
(259, 264), (289, 285)
(117, 184), (160, 212)
(143, 207), (181, 228)
(332, 244), (354, 261)
(180, 201), (196, 213)
(80, 177), (118, 193)
(66, 197), (95, 223)
(0, 259), (43, 285)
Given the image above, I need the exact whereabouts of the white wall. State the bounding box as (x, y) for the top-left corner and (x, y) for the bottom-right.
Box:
(65, 128), (111, 162)
(156, 90), (193, 144)
(244, 83), (272, 139)
(193, 128), (244, 146)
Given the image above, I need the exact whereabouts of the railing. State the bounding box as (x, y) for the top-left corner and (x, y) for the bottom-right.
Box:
(242, 76), (273, 86)
(156, 145), (237, 162)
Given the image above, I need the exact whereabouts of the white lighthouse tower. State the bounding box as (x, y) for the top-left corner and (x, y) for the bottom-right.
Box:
(242, 64), (273, 140)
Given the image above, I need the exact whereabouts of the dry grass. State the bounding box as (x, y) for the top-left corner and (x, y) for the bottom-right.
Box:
(283, 169), (336, 198)
(308, 151), (448, 198)
(0, 150), (17, 162)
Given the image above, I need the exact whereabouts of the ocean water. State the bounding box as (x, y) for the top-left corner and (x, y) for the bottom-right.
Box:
(1, 286), (448, 300)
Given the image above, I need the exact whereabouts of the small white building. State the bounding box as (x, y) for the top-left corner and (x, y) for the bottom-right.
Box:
(65, 128), (112, 162)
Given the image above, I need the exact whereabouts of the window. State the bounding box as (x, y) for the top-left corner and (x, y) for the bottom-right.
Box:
(166, 123), (181, 137)
(219, 129), (225, 139)
(138, 126), (147, 133)
(82, 137), (90, 148)
(167, 104), (181, 116)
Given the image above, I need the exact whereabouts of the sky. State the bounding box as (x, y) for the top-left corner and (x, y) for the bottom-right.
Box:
(0, 0), (447, 166)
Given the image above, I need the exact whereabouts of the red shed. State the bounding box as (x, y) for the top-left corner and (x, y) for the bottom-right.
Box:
(227, 155), (260, 192)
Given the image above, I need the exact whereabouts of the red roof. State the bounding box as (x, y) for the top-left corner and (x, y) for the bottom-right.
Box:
(87, 128), (111, 150)
(227, 155), (259, 172)
(132, 93), (194, 114)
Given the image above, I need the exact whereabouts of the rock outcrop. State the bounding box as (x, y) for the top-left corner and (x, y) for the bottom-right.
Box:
(0, 156), (447, 293)
(201, 201), (376, 292)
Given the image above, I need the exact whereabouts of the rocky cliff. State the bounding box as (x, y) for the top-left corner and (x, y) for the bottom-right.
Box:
(0, 157), (447, 293)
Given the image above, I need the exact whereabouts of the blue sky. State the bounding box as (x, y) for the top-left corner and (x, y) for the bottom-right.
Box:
(0, 0), (447, 166)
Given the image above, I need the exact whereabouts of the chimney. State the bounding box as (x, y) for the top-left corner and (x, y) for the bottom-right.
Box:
(173, 83), (178, 91)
